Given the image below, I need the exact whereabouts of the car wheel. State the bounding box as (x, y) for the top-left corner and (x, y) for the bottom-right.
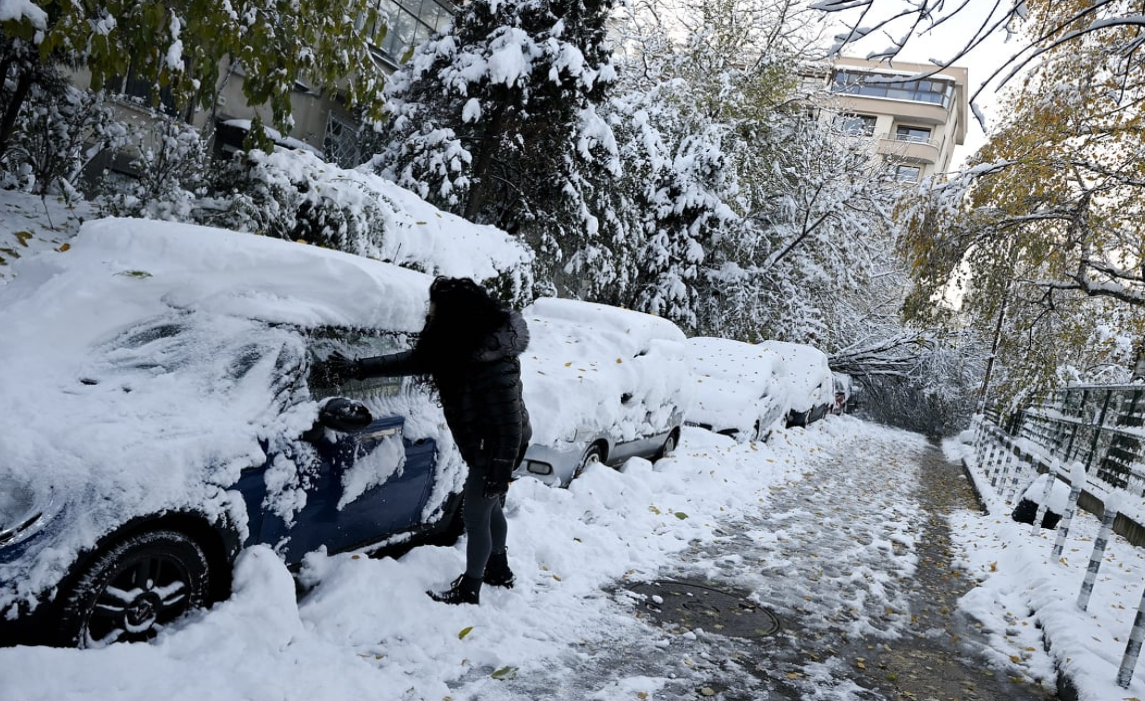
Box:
(571, 443), (605, 483)
(655, 431), (678, 461)
(57, 529), (209, 648)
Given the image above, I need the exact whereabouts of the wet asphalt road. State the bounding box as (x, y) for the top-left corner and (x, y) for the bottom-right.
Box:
(456, 427), (1061, 700)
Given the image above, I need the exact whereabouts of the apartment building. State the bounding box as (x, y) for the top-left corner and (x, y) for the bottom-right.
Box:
(811, 56), (969, 183)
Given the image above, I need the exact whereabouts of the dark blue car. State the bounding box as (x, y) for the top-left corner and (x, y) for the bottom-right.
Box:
(0, 222), (466, 648)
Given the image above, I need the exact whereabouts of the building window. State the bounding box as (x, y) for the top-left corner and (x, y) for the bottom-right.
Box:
(365, 0), (454, 61)
(891, 164), (922, 182)
(324, 115), (362, 168)
(836, 113), (877, 136)
(831, 70), (954, 109)
(106, 65), (179, 117)
(895, 125), (932, 143)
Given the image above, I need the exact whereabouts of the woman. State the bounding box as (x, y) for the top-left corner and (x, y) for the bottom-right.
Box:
(323, 276), (531, 605)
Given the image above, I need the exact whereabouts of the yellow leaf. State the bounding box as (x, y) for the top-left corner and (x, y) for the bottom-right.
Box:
(57, 243), (71, 252)
(458, 626), (474, 640)
(491, 666), (518, 680)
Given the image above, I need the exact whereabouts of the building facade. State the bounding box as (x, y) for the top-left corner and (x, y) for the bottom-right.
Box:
(812, 57), (969, 183)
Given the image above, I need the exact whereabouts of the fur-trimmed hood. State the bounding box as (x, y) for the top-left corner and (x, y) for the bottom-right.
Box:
(473, 310), (530, 363)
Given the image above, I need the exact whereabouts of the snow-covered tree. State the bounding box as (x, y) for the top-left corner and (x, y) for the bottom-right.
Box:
(896, 0), (1145, 404)
(1, 0), (389, 133)
(371, 0), (618, 271)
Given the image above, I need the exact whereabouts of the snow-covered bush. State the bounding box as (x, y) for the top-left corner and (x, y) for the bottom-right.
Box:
(99, 117), (209, 220)
(1, 72), (125, 199)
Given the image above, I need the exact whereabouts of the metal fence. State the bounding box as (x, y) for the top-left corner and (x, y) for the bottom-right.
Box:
(1009, 384), (1145, 496)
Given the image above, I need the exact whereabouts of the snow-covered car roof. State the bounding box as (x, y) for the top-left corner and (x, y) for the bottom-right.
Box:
(685, 337), (790, 440)
(758, 340), (834, 413)
(0, 218), (437, 611)
(521, 298), (694, 446)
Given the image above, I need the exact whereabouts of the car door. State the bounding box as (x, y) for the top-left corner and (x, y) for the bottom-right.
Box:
(254, 330), (438, 564)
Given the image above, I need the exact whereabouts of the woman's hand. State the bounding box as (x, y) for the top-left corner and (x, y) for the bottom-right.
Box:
(483, 458), (515, 497)
(317, 351), (363, 385)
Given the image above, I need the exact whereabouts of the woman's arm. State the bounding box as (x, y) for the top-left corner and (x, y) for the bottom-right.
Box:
(357, 350), (430, 378)
(320, 349), (429, 383)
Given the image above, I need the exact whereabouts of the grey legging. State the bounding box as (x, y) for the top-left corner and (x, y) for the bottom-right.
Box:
(462, 470), (508, 579)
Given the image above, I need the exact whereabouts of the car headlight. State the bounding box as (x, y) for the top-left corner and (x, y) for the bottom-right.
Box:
(0, 483), (47, 546)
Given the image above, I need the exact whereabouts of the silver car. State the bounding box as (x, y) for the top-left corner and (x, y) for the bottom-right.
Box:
(514, 298), (693, 487)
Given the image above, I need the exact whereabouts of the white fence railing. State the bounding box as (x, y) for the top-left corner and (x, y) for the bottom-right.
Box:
(971, 395), (1145, 690)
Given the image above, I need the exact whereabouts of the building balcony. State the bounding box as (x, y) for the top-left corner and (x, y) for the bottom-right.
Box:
(875, 133), (942, 165)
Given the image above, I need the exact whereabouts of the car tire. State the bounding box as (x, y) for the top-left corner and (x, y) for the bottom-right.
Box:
(571, 443), (606, 483)
(655, 431), (678, 461)
(56, 529), (209, 648)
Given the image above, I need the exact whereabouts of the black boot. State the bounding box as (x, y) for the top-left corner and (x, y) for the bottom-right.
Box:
(427, 574), (482, 605)
(483, 551), (515, 589)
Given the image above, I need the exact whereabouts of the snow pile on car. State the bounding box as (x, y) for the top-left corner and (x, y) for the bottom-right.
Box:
(760, 340), (834, 415)
(235, 149), (534, 289)
(0, 218), (445, 612)
(685, 337), (790, 441)
(520, 298), (694, 447)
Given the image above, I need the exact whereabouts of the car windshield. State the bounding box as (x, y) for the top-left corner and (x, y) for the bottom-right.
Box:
(306, 327), (412, 401)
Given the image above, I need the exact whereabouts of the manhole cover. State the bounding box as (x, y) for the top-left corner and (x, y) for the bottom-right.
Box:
(625, 580), (780, 639)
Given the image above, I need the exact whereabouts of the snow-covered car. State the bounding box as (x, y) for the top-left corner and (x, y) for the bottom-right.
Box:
(0, 219), (469, 647)
(684, 337), (790, 442)
(761, 341), (835, 427)
(514, 298), (694, 487)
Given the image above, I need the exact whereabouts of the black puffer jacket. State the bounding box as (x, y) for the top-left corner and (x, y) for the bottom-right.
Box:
(358, 311), (532, 485)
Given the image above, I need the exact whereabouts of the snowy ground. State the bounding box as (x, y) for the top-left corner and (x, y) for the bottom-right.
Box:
(946, 433), (1145, 701)
(0, 193), (92, 282)
(6, 417), (1140, 700)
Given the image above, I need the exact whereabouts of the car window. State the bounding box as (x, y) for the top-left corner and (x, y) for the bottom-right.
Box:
(306, 328), (410, 401)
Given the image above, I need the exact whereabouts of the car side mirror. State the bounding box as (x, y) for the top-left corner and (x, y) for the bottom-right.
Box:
(318, 397), (374, 433)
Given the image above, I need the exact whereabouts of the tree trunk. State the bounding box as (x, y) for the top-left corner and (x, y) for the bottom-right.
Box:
(0, 62), (30, 161)
(463, 102), (506, 222)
